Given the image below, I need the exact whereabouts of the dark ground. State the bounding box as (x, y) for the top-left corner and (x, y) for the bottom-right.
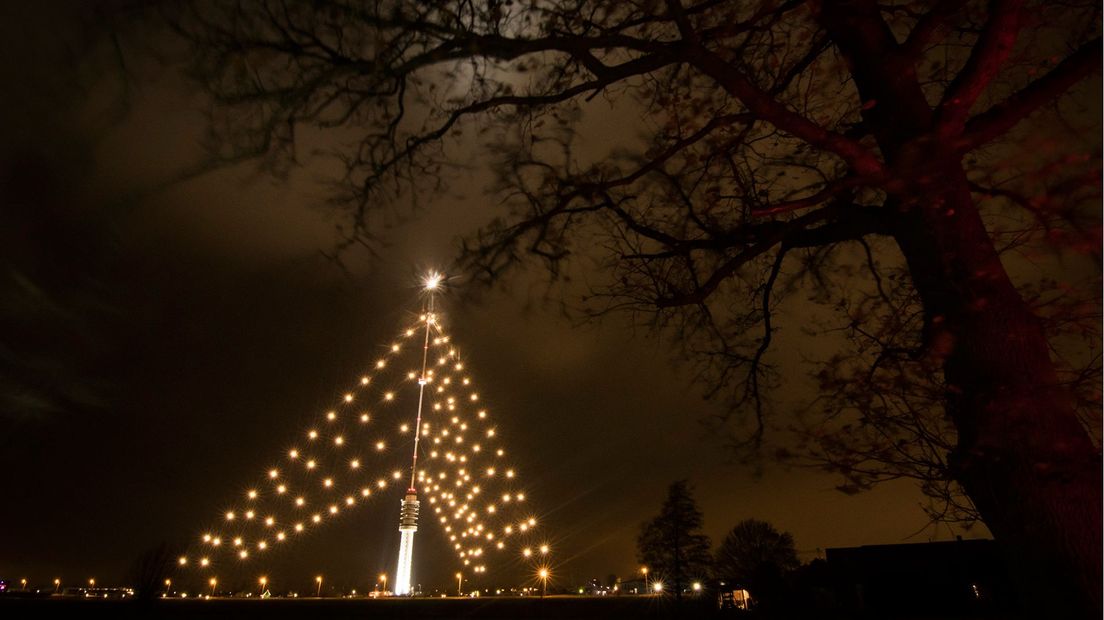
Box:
(0, 596), (1010, 619)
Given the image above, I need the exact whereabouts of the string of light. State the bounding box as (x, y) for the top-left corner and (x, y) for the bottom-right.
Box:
(174, 284), (551, 586)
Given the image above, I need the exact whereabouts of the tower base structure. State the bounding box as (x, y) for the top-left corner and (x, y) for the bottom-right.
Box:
(394, 489), (419, 596)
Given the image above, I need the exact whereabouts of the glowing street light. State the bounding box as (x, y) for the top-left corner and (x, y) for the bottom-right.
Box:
(538, 568), (550, 598)
(209, 578), (218, 596)
(315, 575), (323, 597)
(652, 581), (664, 593)
(424, 272), (443, 291)
(54, 579), (61, 593)
(259, 576), (268, 594)
(20, 578), (27, 590)
(640, 567), (648, 594)
(89, 578), (96, 588)
(378, 573), (387, 594)
(692, 581), (702, 593)
(456, 572), (463, 596)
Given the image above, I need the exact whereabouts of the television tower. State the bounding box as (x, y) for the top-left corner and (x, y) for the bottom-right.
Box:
(393, 272), (441, 596)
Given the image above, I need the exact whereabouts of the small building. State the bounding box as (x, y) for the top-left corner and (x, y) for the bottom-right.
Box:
(826, 539), (1012, 614)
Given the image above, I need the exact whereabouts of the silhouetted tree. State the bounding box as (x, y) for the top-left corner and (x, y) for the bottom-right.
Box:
(164, 1), (1102, 613)
(637, 480), (713, 600)
(127, 541), (176, 602)
(714, 519), (799, 606)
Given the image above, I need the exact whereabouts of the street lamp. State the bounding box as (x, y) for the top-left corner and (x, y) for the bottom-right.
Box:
(20, 579), (27, 590)
(640, 567), (648, 594)
(259, 576), (267, 595)
(538, 568), (549, 599)
(315, 576), (323, 597)
(164, 579), (171, 592)
(378, 573), (387, 594)
(89, 578), (96, 588)
(54, 579), (61, 593)
(209, 578), (218, 596)
(456, 572), (462, 596)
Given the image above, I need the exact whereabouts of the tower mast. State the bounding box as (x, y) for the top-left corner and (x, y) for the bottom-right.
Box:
(393, 272), (441, 596)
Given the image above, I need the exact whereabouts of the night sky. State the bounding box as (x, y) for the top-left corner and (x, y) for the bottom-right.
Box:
(1, 3), (987, 594)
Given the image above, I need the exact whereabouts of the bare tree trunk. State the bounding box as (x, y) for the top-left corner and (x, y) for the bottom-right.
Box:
(894, 160), (1102, 617)
(814, 3), (1102, 613)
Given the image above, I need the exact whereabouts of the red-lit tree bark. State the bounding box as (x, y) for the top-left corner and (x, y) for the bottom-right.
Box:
(164, 0), (1102, 612)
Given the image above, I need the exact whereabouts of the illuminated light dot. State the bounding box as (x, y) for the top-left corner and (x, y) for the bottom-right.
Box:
(245, 511), (255, 520)
(391, 344), (400, 352)
(434, 437), (441, 444)
(400, 424), (409, 433)
(438, 357), (446, 365)
(376, 360), (386, 369)
(277, 485), (287, 494)
(345, 496), (355, 506)
(520, 524), (529, 532)
(361, 376), (370, 385)
(376, 441), (386, 451)
(430, 451), (438, 458)
(377, 479), (387, 488)
(247, 490), (258, 499)
(478, 410), (487, 419)
(212, 537), (222, 546)
(350, 459), (360, 469)
(329, 505), (339, 514)
(460, 423), (468, 431)
(268, 469), (279, 479)
(265, 517), (275, 526)
(497, 542), (505, 549)
(178, 556), (187, 566)
(308, 430), (318, 440)
(239, 550), (248, 559)
(360, 414), (369, 423)
(312, 514), (322, 523)
(472, 445), (481, 453)
(326, 411), (336, 421)
(233, 537), (243, 547)
(294, 523), (304, 532)
(433, 404), (442, 411)
(517, 493), (526, 501)
(200, 557), (210, 567)
(202, 534), (212, 542)
(323, 478), (333, 488)
(226, 511), (236, 521)
(392, 471), (402, 480)
(361, 488), (371, 497)
(344, 393), (354, 403)
(295, 497), (305, 506)
(451, 416), (459, 424)
(306, 460), (316, 469)
(504, 526), (513, 534)
(506, 470), (515, 478)
(257, 541), (267, 550)
(523, 548), (532, 557)
(334, 436), (344, 446)
(456, 364), (464, 371)
(540, 544), (550, 554)
(487, 505), (496, 514)
(289, 450), (299, 459)
(496, 449), (504, 457)
(384, 392), (394, 401)
(455, 436), (463, 444)
(470, 394), (479, 401)
(408, 372), (416, 380)
(276, 532), (285, 541)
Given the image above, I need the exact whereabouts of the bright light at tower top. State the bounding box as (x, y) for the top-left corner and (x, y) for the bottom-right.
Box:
(423, 271), (443, 291)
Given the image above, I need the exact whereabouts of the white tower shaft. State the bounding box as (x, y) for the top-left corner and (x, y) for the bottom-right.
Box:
(393, 291), (435, 596)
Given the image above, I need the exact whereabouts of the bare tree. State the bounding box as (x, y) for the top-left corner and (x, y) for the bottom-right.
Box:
(161, 0), (1101, 613)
